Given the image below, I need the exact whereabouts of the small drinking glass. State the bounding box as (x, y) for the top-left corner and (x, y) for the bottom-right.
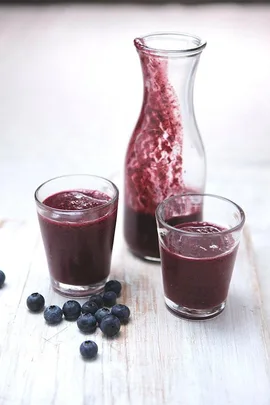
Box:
(156, 194), (245, 320)
(35, 174), (119, 297)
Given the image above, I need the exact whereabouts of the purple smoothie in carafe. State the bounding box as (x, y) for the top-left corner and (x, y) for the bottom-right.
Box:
(160, 221), (238, 312)
(124, 36), (205, 260)
(38, 190), (117, 287)
(124, 207), (202, 260)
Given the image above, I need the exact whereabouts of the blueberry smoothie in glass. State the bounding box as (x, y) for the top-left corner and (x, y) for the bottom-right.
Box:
(160, 222), (238, 312)
(156, 194), (245, 319)
(35, 175), (118, 297)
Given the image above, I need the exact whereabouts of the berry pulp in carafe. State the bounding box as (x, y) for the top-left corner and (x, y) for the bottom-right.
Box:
(124, 39), (202, 260)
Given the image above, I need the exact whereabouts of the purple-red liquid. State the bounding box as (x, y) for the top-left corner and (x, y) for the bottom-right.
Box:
(124, 39), (202, 259)
(124, 206), (202, 259)
(160, 221), (238, 310)
(38, 190), (117, 286)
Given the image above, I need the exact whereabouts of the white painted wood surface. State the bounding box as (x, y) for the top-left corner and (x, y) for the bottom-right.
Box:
(0, 4), (270, 405)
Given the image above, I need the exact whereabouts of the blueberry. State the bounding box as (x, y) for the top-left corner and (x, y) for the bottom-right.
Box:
(111, 304), (130, 324)
(80, 340), (98, 359)
(26, 293), (45, 312)
(44, 305), (63, 325)
(82, 301), (98, 315)
(77, 314), (97, 333)
(62, 300), (81, 321)
(103, 291), (117, 307)
(105, 280), (122, 296)
(88, 294), (103, 309)
(95, 307), (110, 325)
(0, 270), (6, 288)
(100, 314), (121, 337)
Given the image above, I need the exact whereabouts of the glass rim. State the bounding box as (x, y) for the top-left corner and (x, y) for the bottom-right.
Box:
(156, 193), (246, 237)
(134, 32), (207, 56)
(34, 174), (119, 214)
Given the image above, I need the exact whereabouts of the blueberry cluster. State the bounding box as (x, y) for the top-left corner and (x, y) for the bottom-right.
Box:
(26, 280), (130, 360)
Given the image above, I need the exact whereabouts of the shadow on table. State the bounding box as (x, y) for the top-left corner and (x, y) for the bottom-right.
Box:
(206, 291), (260, 336)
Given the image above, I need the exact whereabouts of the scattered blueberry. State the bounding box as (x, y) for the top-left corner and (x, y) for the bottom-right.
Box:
(105, 280), (122, 296)
(95, 307), (110, 325)
(103, 291), (117, 307)
(100, 314), (121, 337)
(111, 304), (130, 324)
(80, 340), (98, 359)
(26, 293), (45, 312)
(0, 270), (6, 288)
(44, 305), (63, 325)
(77, 314), (97, 333)
(82, 301), (99, 315)
(62, 300), (81, 321)
(88, 294), (103, 309)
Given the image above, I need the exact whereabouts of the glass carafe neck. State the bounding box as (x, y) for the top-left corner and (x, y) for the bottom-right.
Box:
(135, 33), (206, 116)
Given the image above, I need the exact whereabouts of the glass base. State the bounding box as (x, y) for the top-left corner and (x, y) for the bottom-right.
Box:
(128, 248), (161, 263)
(165, 296), (226, 320)
(142, 255), (161, 263)
(51, 277), (108, 298)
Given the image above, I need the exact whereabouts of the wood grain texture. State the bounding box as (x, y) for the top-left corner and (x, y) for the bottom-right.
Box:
(0, 220), (269, 405)
(0, 3), (270, 404)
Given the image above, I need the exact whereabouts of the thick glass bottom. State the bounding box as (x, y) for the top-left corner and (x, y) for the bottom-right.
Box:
(128, 247), (161, 263)
(144, 255), (161, 263)
(165, 296), (226, 320)
(51, 277), (108, 298)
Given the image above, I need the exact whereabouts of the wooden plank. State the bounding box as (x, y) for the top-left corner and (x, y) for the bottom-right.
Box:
(0, 220), (269, 405)
(0, 4), (270, 404)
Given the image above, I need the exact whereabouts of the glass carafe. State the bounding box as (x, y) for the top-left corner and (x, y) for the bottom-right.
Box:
(124, 32), (207, 261)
